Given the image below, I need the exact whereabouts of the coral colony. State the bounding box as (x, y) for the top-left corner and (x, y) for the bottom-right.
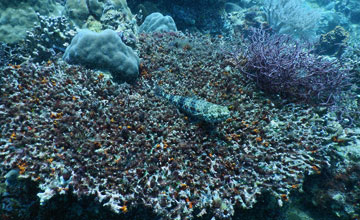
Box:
(1, 31), (346, 219)
(238, 28), (351, 105)
(1, 0), (360, 219)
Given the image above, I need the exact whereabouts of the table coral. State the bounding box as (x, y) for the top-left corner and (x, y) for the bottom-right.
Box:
(0, 32), (356, 220)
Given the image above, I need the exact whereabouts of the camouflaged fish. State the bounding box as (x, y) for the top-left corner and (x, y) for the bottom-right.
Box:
(154, 86), (230, 124)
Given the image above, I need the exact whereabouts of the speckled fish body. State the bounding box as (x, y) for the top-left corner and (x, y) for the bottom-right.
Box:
(155, 86), (230, 124)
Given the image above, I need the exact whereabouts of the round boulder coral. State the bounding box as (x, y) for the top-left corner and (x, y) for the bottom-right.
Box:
(63, 29), (140, 83)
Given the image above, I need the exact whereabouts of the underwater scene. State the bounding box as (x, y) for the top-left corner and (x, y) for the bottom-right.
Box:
(1, 0), (360, 219)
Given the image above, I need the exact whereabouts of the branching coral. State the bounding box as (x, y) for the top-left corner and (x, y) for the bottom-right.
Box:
(11, 13), (76, 64)
(237, 28), (352, 106)
(0, 31), (357, 220)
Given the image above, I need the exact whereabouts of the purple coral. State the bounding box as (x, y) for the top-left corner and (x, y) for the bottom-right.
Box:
(237, 28), (351, 105)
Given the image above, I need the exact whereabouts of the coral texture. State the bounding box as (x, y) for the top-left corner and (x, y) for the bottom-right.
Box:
(139, 12), (177, 33)
(63, 29), (139, 83)
(317, 26), (349, 56)
(237, 28), (351, 105)
(0, 0), (63, 44)
(11, 14), (76, 64)
(262, 0), (322, 41)
(65, 0), (133, 28)
(1, 31), (353, 219)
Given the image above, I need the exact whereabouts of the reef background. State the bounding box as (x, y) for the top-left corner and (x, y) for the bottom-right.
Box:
(1, 0), (360, 220)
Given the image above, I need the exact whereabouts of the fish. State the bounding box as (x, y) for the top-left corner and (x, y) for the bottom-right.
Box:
(154, 86), (230, 124)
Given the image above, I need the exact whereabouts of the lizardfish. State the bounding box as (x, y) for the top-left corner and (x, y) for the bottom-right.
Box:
(154, 86), (230, 124)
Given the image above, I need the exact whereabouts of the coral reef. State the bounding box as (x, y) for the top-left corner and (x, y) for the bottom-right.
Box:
(0, 42), (11, 67)
(139, 12), (177, 33)
(64, 0), (134, 31)
(342, 40), (360, 83)
(0, 173), (39, 219)
(303, 162), (360, 219)
(236, 28), (351, 106)
(262, 0), (322, 42)
(224, 5), (267, 37)
(0, 0), (360, 219)
(64, 0), (89, 27)
(0, 0), (63, 44)
(1, 30), (356, 219)
(6, 8), (138, 65)
(10, 14), (76, 64)
(316, 26), (349, 57)
(128, 0), (227, 34)
(63, 29), (139, 83)
(334, 0), (360, 25)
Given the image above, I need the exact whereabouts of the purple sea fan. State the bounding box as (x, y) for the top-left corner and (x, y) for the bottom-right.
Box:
(237, 28), (351, 105)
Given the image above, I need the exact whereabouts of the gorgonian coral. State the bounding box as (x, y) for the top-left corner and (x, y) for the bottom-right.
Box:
(262, 0), (322, 42)
(237, 28), (351, 106)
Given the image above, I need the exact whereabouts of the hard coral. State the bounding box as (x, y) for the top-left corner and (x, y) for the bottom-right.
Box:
(0, 31), (354, 220)
(316, 26), (349, 57)
(237, 28), (351, 105)
(10, 13), (76, 64)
